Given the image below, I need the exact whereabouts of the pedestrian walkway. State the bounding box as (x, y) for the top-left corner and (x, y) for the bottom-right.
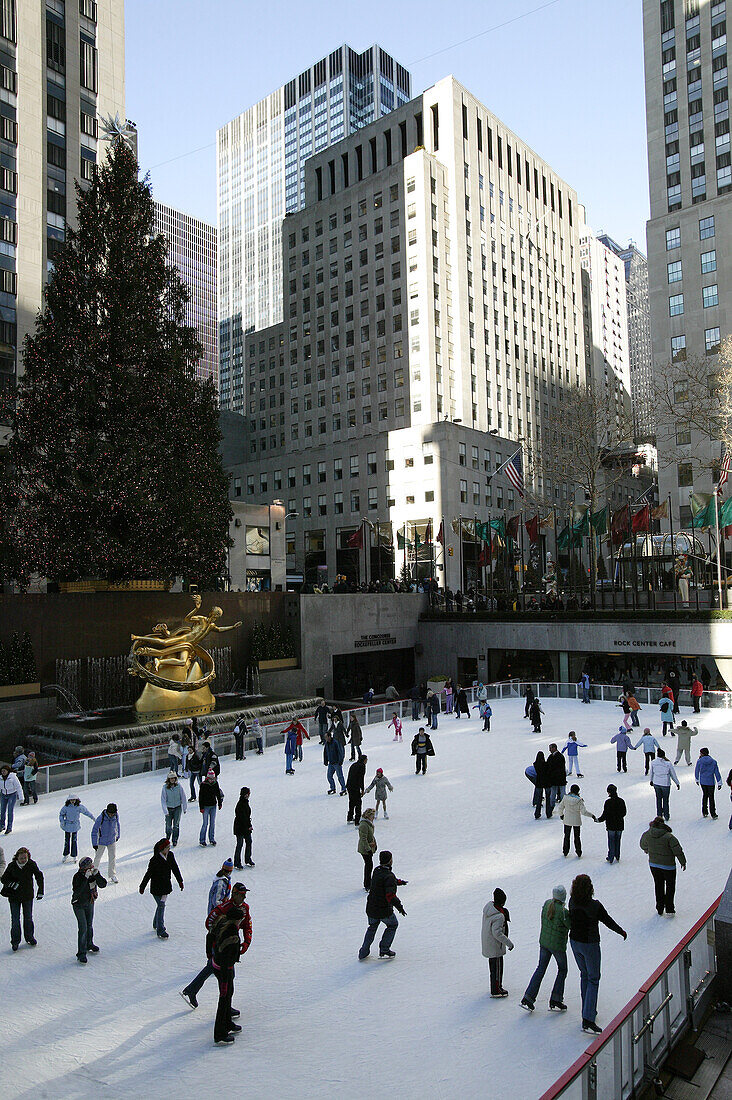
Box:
(664, 1010), (732, 1100)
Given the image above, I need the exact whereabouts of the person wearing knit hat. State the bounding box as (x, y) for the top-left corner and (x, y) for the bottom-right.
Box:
(208, 859), (235, 914)
(365, 767), (394, 819)
(521, 886), (571, 1011)
(91, 804), (120, 883)
(595, 784), (627, 864)
(161, 771), (187, 848)
(198, 769), (224, 847)
(71, 855), (106, 963)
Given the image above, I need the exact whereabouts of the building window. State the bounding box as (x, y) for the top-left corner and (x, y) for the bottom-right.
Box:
(318, 495), (327, 516)
(367, 452), (377, 474)
(677, 462), (693, 487)
(671, 334), (686, 361)
(703, 283), (719, 307)
(676, 427), (691, 446)
(673, 379), (689, 402)
(334, 458), (342, 480)
(247, 475), (254, 496)
(460, 480), (468, 504)
(701, 249), (717, 273)
(669, 293), (684, 315)
(705, 325), (721, 352)
(700, 214), (715, 238)
(666, 226), (681, 249)
(368, 487), (378, 510)
(303, 497), (312, 518)
(234, 478), (241, 498)
(334, 492), (343, 514)
(350, 491), (360, 512)
(303, 464), (311, 485)
(459, 442), (466, 466)
(350, 456), (359, 478)
(317, 461), (326, 483)
(667, 260), (682, 282)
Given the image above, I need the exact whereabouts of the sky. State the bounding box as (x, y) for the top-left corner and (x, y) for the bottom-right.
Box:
(127, 0), (650, 249)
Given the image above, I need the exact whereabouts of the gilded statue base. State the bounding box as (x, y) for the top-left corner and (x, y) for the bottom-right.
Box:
(135, 683), (215, 723)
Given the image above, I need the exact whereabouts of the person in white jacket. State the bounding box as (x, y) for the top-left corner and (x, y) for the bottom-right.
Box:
(481, 887), (514, 997)
(167, 734), (183, 776)
(0, 766), (24, 835)
(161, 773), (187, 847)
(649, 750), (680, 821)
(555, 784), (597, 858)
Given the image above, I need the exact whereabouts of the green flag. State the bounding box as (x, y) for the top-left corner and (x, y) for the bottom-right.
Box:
(690, 492), (715, 529)
(719, 497), (732, 527)
(590, 506), (608, 535)
(490, 517), (506, 538)
(475, 520), (491, 542)
(397, 530), (412, 550)
(557, 524), (570, 551)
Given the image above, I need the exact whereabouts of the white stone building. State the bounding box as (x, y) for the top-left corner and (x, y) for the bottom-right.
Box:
(578, 224), (632, 427)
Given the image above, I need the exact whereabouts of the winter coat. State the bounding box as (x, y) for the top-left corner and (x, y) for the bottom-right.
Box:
(555, 792), (593, 828)
(411, 732), (435, 756)
(675, 725), (698, 752)
(206, 898), (253, 958)
(481, 901), (513, 957)
(691, 679), (703, 698)
(91, 811), (120, 847)
(59, 802), (95, 834)
(284, 729), (298, 756)
(366, 865), (405, 919)
(139, 851), (183, 896)
(659, 698), (674, 721)
(357, 817), (377, 855)
(323, 738), (345, 766)
(695, 755), (722, 786)
(330, 720), (348, 748)
(639, 822), (686, 869)
(538, 898), (572, 953)
(23, 761), (38, 782)
(210, 912), (243, 971)
(314, 703), (330, 724)
(198, 779), (224, 810)
(561, 738), (586, 758)
(11, 753), (26, 775)
(477, 684), (488, 702)
(532, 756), (550, 789)
(634, 733), (660, 754)
(544, 751), (567, 787)
(348, 717), (363, 745)
(456, 690), (469, 713)
(200, 747), (220, 776)
(1, 858), (44, 901)
(611, 732), (634, 753)
(569, 898), (625, 943)
(161, 783), (187, 814)
(187, 751), (202, 775)
(233, 794), (252, 836)
(346, 758), (367, 793)
(207, 873), (231, 914)
(649, 758), (679, 788)
(365, 773), (393, 799)
(167, 739), (182, 761)
(429, 694), (441, 716)
(71, 867), (106, 907)
(626, 694), (641, 712)
(597, 793), (627, 832)
(0, 773), (23, 800)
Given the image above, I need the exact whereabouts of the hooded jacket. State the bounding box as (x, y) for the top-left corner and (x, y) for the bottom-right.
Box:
(357, 816), (377, 855)
(233, 792), (252, 835)
(538, 897), (572, 953)
(544, 751), (567, 786)
(59, 801), (95, 833)
(611, 732), (634, 753)
(71, 866), (106, 907)
(323, 738), (345, 766)
(481, 901), (513, 957)
(411, 732), (435, 756)
(365, 772), (393, 799)
(161, 782), (187, 814)
(597, 793), (627, 832)
(0, 772), (23, 800)
(634, 732), (661, 754)
(198, 778), (224, 810)
(348, 716), (363, 745)
(649, 758), (679, 788)
(366, 864), (405, 919)
(555, 792), (593, 828)
(639, 822), (686, 869)
(695, 754), (722, 786)
(91, 811), (120, 847)
(675, 725), (698, 751)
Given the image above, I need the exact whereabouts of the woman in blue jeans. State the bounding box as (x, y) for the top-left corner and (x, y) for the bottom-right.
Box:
(139, 838), (184, 939)
(0, 766), (23, 835)
(568, 874), (627, 1035)
(521, 885), (571, 1012)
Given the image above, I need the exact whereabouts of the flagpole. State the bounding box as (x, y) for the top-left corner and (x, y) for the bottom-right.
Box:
(714, 487), (723, 609)
(458, 517), (464, 594)
(519, 508), (526, 610)
(669, 493), (677, 612)
(488, 510), (494, 608)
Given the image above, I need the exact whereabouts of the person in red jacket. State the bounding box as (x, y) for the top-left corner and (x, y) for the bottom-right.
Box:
(210, 894), (253, 1044)
(293, 719), (310, 763)
(180, 883), (251, 1008)
(691, 676), (703, 714)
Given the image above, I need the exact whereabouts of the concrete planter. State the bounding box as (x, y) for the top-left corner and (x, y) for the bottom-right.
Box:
(0, 682), (41, 699)
(427, 679), (447, 694)
(258, 657), (298, 671)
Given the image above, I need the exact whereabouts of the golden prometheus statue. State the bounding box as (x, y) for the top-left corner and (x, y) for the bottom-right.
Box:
(128, 594), (242, 721)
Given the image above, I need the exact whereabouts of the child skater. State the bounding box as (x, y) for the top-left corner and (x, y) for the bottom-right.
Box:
(561, 731), (587, 777)
(388, 713), (403, 742)
(365, 767), (393, 818)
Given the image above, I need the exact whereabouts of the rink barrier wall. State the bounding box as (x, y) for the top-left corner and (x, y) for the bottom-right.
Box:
(485, 680), (732, 712)
(538, 895), (722, 1100)
(29, 692), (472, 795)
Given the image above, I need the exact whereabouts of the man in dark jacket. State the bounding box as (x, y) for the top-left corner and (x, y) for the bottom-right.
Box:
(409, 684), (421, 721)
(200, 741), (220, 777)
(411, 728), (435, 774)
(314, 702), (330, 743)
(596, 784), (627, 864)
(346, 755), (368, 825)
(323, 733), (346, 795)
(545, 744), (567, 815)
(198, 771), (224, 846)
(233, 717), (247, 761)
(71, 856), (106, 962)
(211, 905), (246, 1044)
(233, 787), (253, 869)
(358, 850), (407, 960)
(181, 883), (250, 1009)
(1, 846), (43, 950)
(138, 838), (184, 938)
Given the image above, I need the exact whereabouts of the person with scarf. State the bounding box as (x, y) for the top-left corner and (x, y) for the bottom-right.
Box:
(71, 856), (106, 963)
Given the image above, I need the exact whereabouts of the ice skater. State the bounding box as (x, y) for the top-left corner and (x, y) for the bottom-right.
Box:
(365, 767), (393, 818)
(520, 886), (570, 1012)
(674, 721), (698, 766)
(180, 882), (250, 1009)
(358, 850), (407, 960)
(695, 747), (722, 818)
(610, 728), (635, 773)
(634, 727), (661, 775)
(323, 733), (347, 795)
(561, 731), (587, 776)
(208, 858), (234, 913)
(568, 874), (627, 1034)
(92, 803), (120, 883)
(388, 713), (403, 741)
(346, 753), (368, 825)
(529, 697), (544, 733)
(411, 727), (435, 774)
(198, 770), (224, 846)
(161, 771), (187, 847)
(555, 784), (596, 858)
(639, 817), (686, 915)
(596, 784), (626, 864)
(138, 837), (184, 939)
(59, 797), (95, 863)
(649, 749), (679, 821)
(348, 712), (363, 759)
(71, 856), (106, 963)
(0, 764), (23, 835)
(357, 807), (377, 889)
(482, 887), (514, 997)
(0, 846), (43, 951)
(233, 787), (254, 869)
(659, 694), (675, 737)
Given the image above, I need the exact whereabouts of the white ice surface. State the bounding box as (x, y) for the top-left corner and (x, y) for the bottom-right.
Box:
(1, 698), (730, 1100)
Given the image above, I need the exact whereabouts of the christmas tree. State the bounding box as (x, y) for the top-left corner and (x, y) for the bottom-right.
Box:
(2, 138), (231, 586)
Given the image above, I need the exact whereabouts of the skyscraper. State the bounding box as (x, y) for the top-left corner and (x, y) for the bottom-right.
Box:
(152, 201), (218, 387)
(1, 0), (125, 444)
(579, 226), (632, 428)
(643, 0), (730, 524)
(217, 44), (411, 411)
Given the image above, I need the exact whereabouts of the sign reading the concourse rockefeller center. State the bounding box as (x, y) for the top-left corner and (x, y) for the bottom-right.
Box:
(354, 633), (398, 649)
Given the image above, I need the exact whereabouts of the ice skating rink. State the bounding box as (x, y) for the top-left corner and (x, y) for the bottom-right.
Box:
(1, 698), (729, 1099)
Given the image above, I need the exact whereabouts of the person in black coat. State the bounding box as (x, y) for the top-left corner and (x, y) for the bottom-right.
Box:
(211, 905), (245, 1043)
(667, 670), (681, 715)
(233, 787), (254, 869)
(411, 728), (435, 774)
(139, 837), (184, 939)
(358, 850), (407, 960)
(544, 744), (567, 816)
(1, 846), (43, 950)
(529, 697), (543, 732)
(531, 751), (551, 819)
(596, 784), (627, 864)
(346, 755), (368, 826)
(455, 686), (470, 719)
(524, 686), (535, 719)
(71, 855), (106, 963)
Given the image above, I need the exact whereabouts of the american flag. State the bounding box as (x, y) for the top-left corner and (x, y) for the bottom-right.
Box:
(718, 450), (731, 491)
(505, 449), (524, 497)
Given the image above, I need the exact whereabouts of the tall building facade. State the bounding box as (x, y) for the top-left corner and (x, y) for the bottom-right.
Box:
(227, 76), (593, 589)
(217, 43), (411, 411)
(579, 226), (632, 432)
(643, 0), (731, 523)
(152, 201), (218, 387)
(0, 0), (125, 441)
(597, 234), (653, 440)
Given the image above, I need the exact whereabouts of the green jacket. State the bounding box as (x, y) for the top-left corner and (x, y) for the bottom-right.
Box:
(357, 817), (376, 855)
(639, 823), (686, 869)
(538, 897), (571, 953)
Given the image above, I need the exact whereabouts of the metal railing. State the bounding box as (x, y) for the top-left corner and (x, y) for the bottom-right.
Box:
(538, 895), (721, 1100)
(484, 680), (732, 711)
(28, 691), (478, 796)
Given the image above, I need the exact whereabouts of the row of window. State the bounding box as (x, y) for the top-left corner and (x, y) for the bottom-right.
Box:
(670, 327), (721, 359)
(665, 215), (715, 248)
(669, 284), (718, 313)
(667, 248), (716, 281)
